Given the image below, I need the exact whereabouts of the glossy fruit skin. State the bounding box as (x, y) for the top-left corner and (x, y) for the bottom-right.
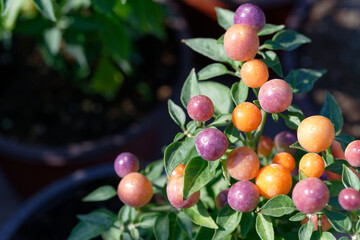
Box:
(228, 181), (260, 212)
(257, 135), (274, 157)
(168, 164), (185, 181)
(297, 115), (335, 153)
(255, 164), (292, 199)
(215, 189), (229, 210)
(240, 59), (269, 88)
(117, 172), (153, 207)
(234, 3), (266, 33)
(301, 215), (331, 232)
(166, 175), (200, 209)
(299, 153), (325, 178)
(258, 79), (293, 113)
(114, 152), (139, 178)
(232, 102), (262, 132)
(345, 140), (360, 167)
(338, 188), (360, 211)
(187, 95), (214, 122)
(195, 128), (228, 161)
(274, 131), (297, 155)
(224, 24), (259, 61)
(226, 146), (260, 180)
(292, 177), (329, 214)
(272, 152), (296, 172)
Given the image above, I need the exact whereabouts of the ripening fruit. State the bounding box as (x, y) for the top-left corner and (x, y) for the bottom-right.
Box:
(117, 172), (153, 207)
(114, 152), (139, 178)
(215, 189), (229, 210)
(240, 59), (269, 88)
(301, 215), (332, 232)
(255, 164), (292, 199)
(232, 102), (262, 132)
(187, 95), (214, 122)
(274, 131), (297, 155)
(234, 3), (266, 32)
(292, 177), (329, 214)
(195, 128), (228, 161)
(297, 115), (335, 153)
(338, 188), (360, 211)
(224, 24), (259, 61)
(272, 152), (296, 172)
(168, 164), (185, 181)
(257, 135), (274, 157)
(258, 79), (293, 113)
(228, 181), (259, 212)
(299, 153), (325, 178)
(345, 140), (360, 167)
(166, 175), (200, 209)
(332, 140), (345, 159)
(226, 146), (260, 180)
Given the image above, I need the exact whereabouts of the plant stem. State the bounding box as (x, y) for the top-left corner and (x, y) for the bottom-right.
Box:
(252, 88), (259, 98)
(246, 132), (254, 149)
(317, 213), (323, 237)
(253, 110), (268, 152)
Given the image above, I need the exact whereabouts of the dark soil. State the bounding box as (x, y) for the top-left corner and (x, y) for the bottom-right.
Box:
(0, 27), (180, 146)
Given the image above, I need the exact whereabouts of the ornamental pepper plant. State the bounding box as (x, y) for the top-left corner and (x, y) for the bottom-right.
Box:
(69, 3), (360, 240)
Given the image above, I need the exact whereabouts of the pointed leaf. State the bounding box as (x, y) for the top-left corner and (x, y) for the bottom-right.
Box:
(324, 208), (352, 234)
(290, 141), (307, 151)
(260, 51), (283, 77)
(43, 27), (61, 55)
(168, 99), (186, 128)
(177, 212), (193, 238)
(258, 24), (285, 36)
(320, 92), (343, 134)
(198, 63), (232, 80)
(285, 68), (326, 94)
(154, 215), (169, 240)
(259, 195), (296, 217)
(239, 212), (254, 237)
(342, 165), (360, 190)
(215, 7), (235, 30)
(33, 0), (56, 21)
(184, 201), (218, 229)
(82, 185), (117, 202)
(118, 205), (136, 224)
(298, 222), (314, 240)
(256, 214), (274, 240)
(77, 209), (116, 229)
(231, 81), (249, 105)
(209, 113), (232, 127)
(181, 69), (200, 109)
(212, 206), (242, 240)
(325, 160), (348, 176)
(262, 30), (311, 51)
(68, 221), (103, 240)
(289, 212), (306, 222)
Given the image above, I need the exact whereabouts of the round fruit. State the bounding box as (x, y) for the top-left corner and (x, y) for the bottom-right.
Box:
(345, 140), (360, 167)
(168, 164), (185, 181)
(274, 131), (297, 155)
(257, 135), (274, 157)
(232, 102), (262, 132)
(224, 24), (259, 61)
(299, 153), (325, 178)
(114, 152), (139, 178)
(292, 177), (329, 214)
(234, 3), (266, 33)
(117, 172), (153, 207)
(338, 187), (360, 211)
(301, 215), (331, 232)
(255, 164), (292, 199)
(226, 146), (260, 180)
(258, 79), (293, 113)
(187, 95), (214, 122)
(228, 180), (259, 212)
(166, 175), (200, 209)
(215, 189), (229, 210)
(195, 128), (228, 161)
(272, 152), (296, 172)
(297, 115), (335, 153)
(240, 59), (269, 88)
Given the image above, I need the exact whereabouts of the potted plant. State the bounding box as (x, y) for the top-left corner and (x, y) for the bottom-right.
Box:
(0, 0), (192, 196)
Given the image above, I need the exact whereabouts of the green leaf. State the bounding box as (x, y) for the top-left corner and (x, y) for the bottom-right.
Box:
(183, 157), (217, 198)
(168, 99), (186, 128)
(187, 121), (198, 135)
(239, 212), (254, 237)
(68, 221), (103, 240)
(82, 185), (117, 202)
(258, 24), (285, 36)
(181, 69), (200, 109)
(324, 153), (335, 166)
(212, 206), (242, 240)
(195, 227), (215, 240)
(118, 205), (136, 224)
(262, 30), (311, 51)
(177, 212), (193, 238)
(2, 0), (26, 30)
(100, 225), (121, 240)
(342, 165), (360, 190)
(174, 132), (185, 142)
(326, 180), (345, 197)
(209, 113), (232, 127)
(324, 209), (352, 234)
(215, 7), (234, 30)
(142, 159), (164, 182)
(198, 63), (232, 80)
(33, 0), (56, 21)
(260, 51), (283, 77)
(290, 141), (307, 151)
(130, 227), (140, 240)
(285, 69), (326, 94)
(231, 81), (249, 106)
(256, 214), (274, 240)
(280, 105), (305, 129)
(272, 113), (279, 122)
(320, 232), (336, 240)
(199, 81), (234, 117)
(43, 27), (61, 56)
(289, 212), (306, 221)
(154, 215), (169, 240)
(183, 38), (234, 65)
(320, 92), (343, 134)
(325, 160), (348, 176)
(224, 123), (240, 144)
(259, 195), (296, 217)
(298, 222), (314, 240)
(209, 160), (220, 173)
(184, 201), (218, 229)
(335, 134), (355, 152)
(77, 209), (116, 229)
(338, 237), (350, 240)
(299, 169), (308, 181)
